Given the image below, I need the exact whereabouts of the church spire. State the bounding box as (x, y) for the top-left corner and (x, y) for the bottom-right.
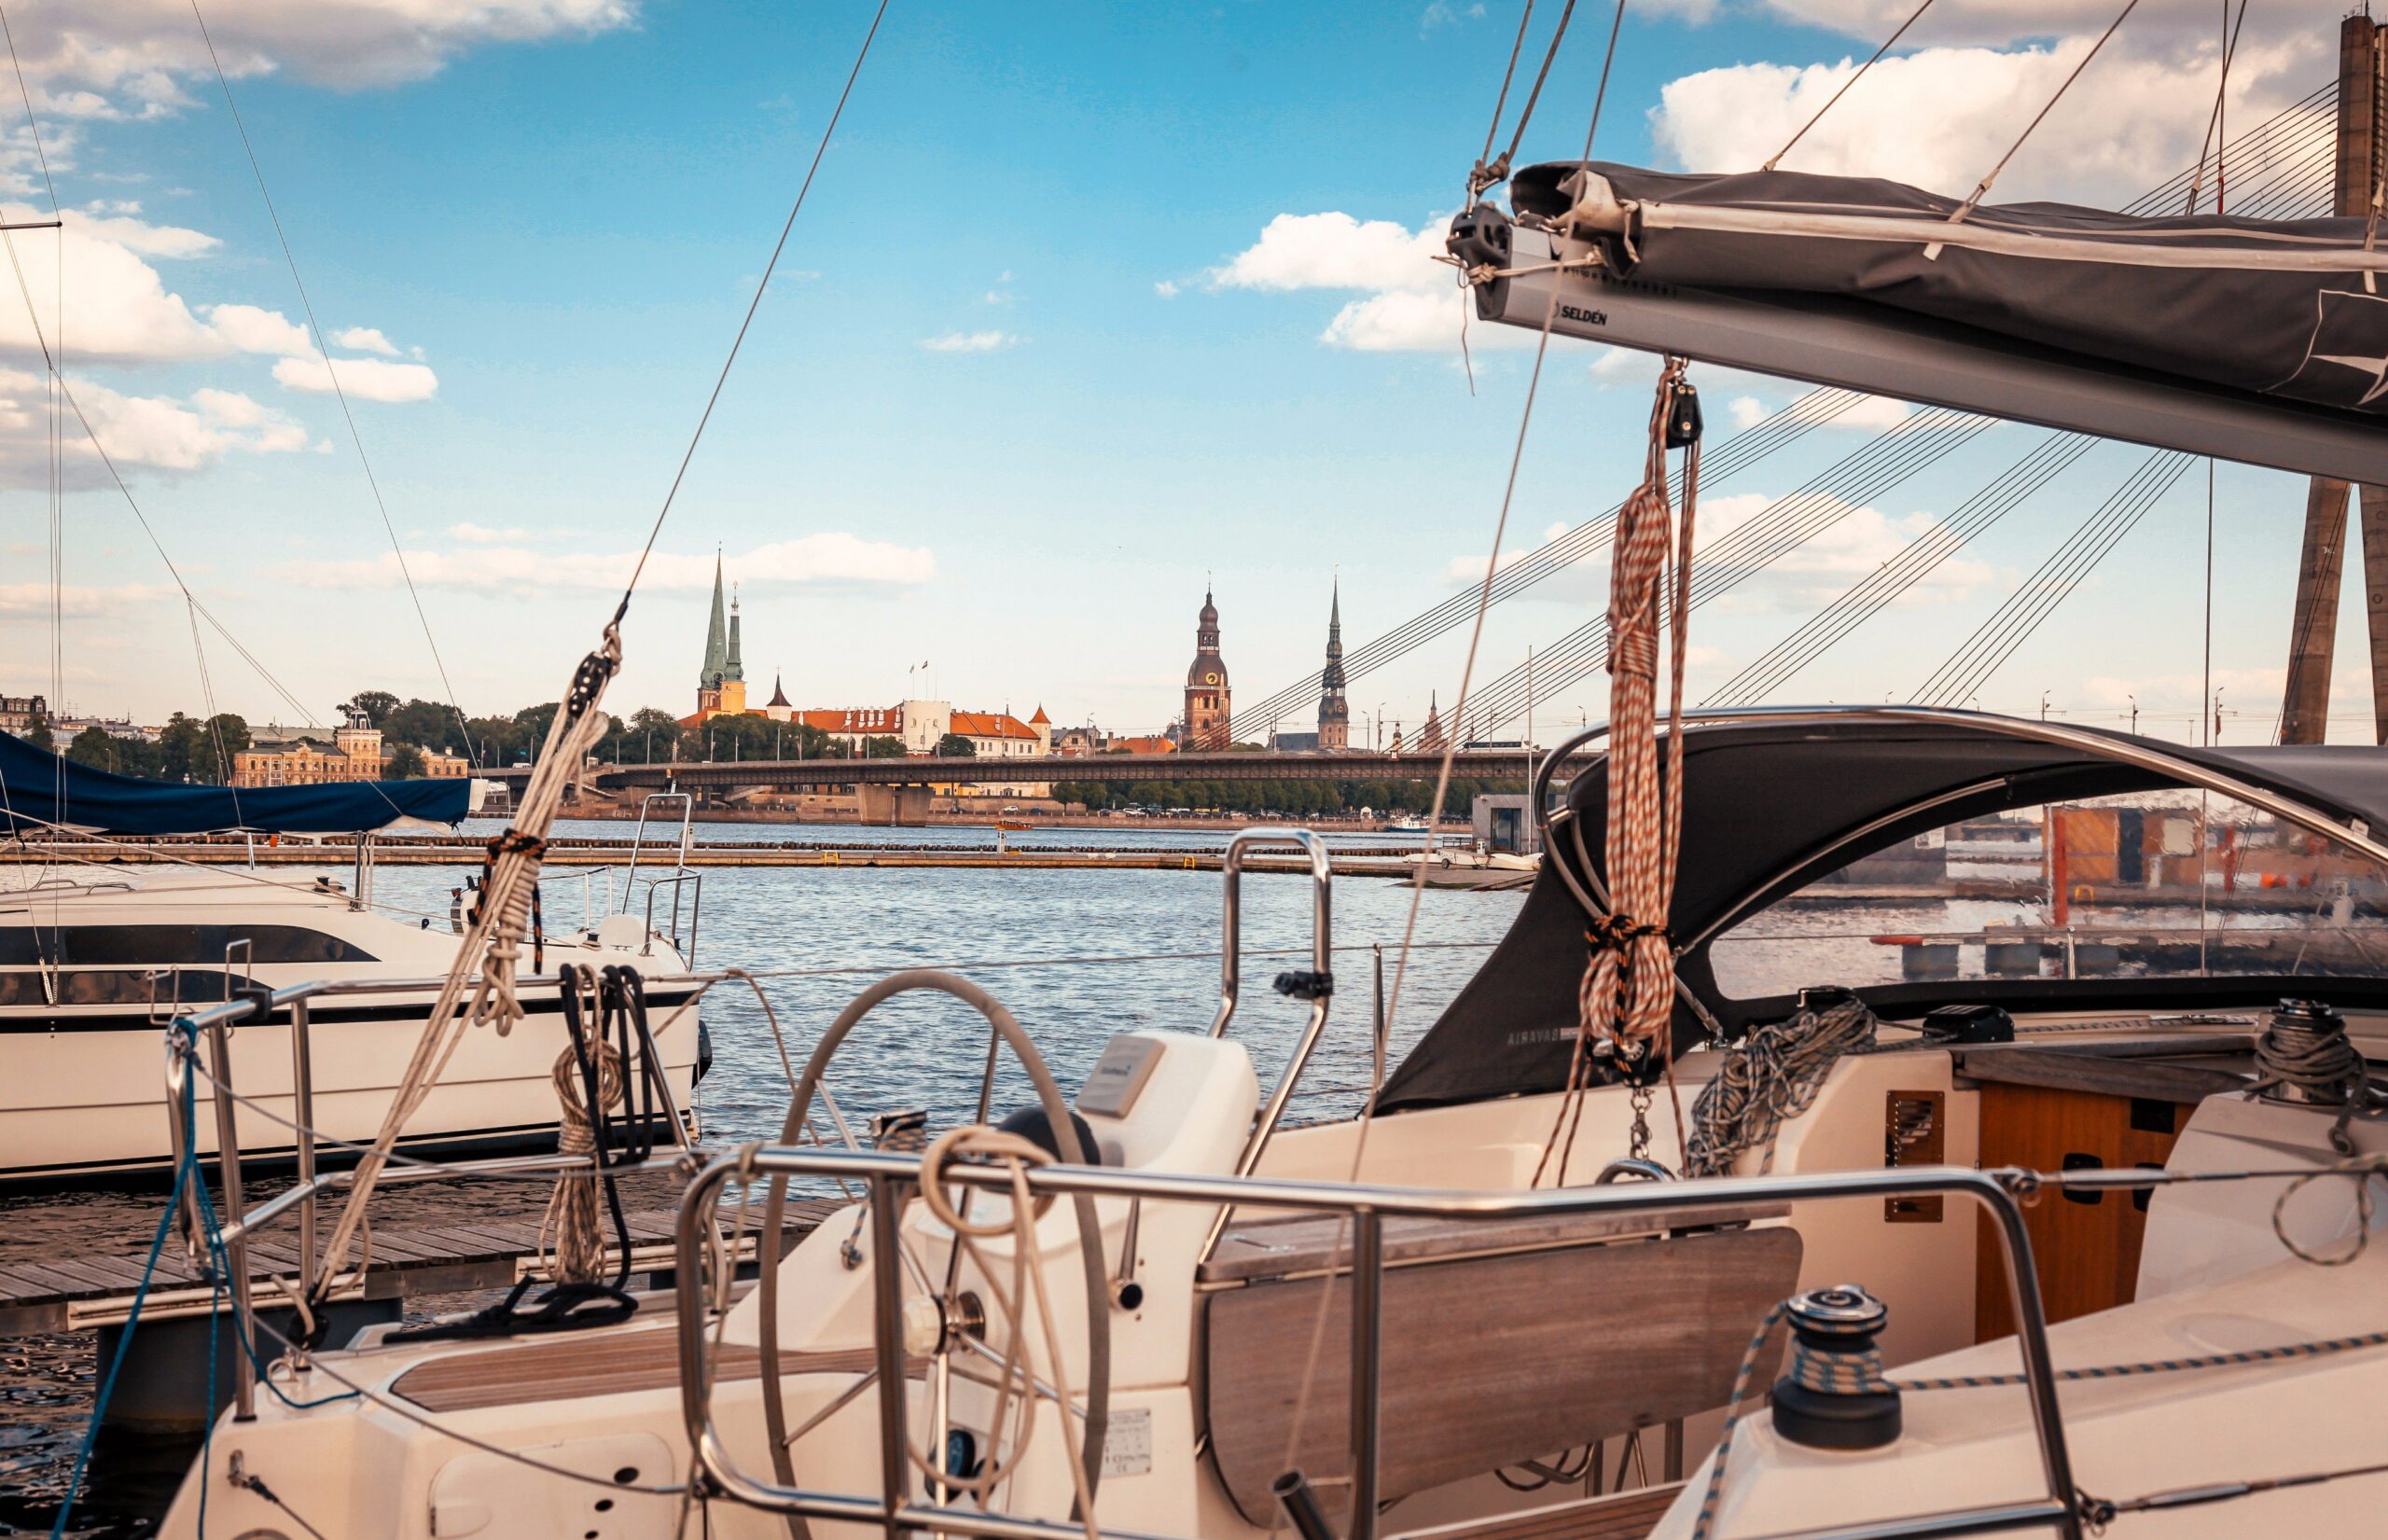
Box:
(1316, 577), (1349, 749)
(699, 550), (729, 687)
(726, 583), (745, 683)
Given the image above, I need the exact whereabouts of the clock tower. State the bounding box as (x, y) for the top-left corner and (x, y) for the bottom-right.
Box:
(1183, 586), (1231, 749)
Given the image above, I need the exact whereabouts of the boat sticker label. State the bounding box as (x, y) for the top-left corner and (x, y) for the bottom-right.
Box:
(1102, 1406), (1154, 1478)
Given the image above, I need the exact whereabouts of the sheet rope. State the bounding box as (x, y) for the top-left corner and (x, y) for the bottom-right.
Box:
(1535, 357), (1700, 1186)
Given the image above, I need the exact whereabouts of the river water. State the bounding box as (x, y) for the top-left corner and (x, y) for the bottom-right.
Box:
(0, 819), (1522, 1537)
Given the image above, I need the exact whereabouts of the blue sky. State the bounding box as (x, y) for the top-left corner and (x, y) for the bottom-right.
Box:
(5, 0), (2371, 744)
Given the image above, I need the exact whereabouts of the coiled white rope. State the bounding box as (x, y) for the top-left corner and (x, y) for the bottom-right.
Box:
(915, 1125), (1100, 1540)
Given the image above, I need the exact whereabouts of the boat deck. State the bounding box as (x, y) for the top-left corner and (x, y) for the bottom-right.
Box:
(391, 1327), (908, 1412)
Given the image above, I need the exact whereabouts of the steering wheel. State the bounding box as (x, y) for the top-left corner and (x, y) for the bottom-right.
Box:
(753, 969), (1111, 1529)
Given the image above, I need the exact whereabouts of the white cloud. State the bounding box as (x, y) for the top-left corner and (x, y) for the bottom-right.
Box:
(335, 326), (400, 356)
(271, 354), (439, 402)
(277, 531), (935, 593)
(1153, 279), (1180, 298)
(0, 0), (638, 118)
(206, 303), (312, 356)
(1209, 210), (1528, 354)
(0, 368), (304, 485)
(917, 330), (1019, 354)
(449, 521), (534, 544)
(0, 581), (174, 619)
(1211, 212), (1446, 295)
(1650, 31), (2314, 207)
(68, 203), (215, 257)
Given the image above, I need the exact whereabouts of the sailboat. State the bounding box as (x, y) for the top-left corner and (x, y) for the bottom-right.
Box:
(104, 7), (2388, 1540)
(0, 733), (704, 1181)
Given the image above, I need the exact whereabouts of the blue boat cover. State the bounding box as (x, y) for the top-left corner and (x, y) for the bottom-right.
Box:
(0, 730), (469, 836)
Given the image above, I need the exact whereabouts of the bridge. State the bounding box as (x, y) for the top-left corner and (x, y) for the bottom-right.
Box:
(493, 748), (1569, 793)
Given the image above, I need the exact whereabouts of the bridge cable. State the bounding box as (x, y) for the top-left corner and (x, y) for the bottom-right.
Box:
(1462, 409), (1999, 729)
(1702, 431), (2100, 706)
(1909, 450), (2195, 708)
(1228, 385), (1865, 738)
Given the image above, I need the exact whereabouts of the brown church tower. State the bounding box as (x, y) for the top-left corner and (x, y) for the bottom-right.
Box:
(1184, 586), (1231, 749)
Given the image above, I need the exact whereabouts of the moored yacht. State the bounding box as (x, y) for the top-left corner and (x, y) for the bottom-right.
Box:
(0, 732), (703, 1183)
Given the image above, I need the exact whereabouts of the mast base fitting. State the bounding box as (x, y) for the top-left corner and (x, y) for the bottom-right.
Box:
(1772, 1284), (1903, 1451)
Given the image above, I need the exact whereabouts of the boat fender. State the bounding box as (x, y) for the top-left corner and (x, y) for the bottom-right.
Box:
(1272, 968), (1334, 1001)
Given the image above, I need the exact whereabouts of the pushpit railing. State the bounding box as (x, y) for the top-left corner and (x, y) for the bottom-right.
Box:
(671, 1147), (2086, 1540)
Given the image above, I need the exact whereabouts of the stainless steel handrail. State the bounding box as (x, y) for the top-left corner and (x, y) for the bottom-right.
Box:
(672, 1149), (2082, 1540)
(621, 790), (695, 908)
(643, 871), (702, 963)
(1198, 827), (1335, 1256)
(1205, 826), (1332, 1040)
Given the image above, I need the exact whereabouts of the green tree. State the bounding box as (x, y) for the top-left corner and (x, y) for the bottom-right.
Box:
(22, 710), (49, 749)
(385, 743), (428, 779)
(156, 713), (202, 781)
(340, 689), (400, 727)
(382, 697), (465, 755)
(934, 732), (976, 757)
(192, 714), (250, 784)
(66, 725), (119, 772)
(861, 735), (909, 759)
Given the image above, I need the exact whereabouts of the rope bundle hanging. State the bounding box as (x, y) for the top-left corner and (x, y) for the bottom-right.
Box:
(544, 970), (629, 1286)
(1538, 357), (1701, 1184)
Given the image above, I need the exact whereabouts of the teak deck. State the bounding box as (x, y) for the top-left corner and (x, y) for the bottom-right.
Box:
(391, 1329), (918, 1413)
(0, 1195), (840, 1337)
(1395, 1484), (1686, 1540)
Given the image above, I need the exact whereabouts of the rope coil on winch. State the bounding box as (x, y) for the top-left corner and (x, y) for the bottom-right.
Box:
(543, 967), (628, 1287)
(1536, 357), (1701, 1186)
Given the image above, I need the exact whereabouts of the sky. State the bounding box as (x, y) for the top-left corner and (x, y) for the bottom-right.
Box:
(1, 0), (2377, 747)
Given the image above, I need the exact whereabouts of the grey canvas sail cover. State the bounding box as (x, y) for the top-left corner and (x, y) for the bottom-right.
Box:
(1457, 162), (2388, 482)
(1510, 161), (2388, 417)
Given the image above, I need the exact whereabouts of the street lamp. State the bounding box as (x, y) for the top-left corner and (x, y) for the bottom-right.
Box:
(2128, 695), (2137, 734)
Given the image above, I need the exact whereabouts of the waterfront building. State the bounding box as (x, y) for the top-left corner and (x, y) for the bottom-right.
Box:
(233, 710), (468, 786)
(1317, 580), (1349, 751)
(1271, 731), (1321, 752)
(762, 673), (793, 723)
(1420, 693), (1447, 754)
(0, 695), (45, 734)
(1182, 586), (1231, 750)
(1109, 734), (1177, 756)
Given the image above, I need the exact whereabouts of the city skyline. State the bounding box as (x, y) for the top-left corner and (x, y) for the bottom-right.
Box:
(4, 3), (2379, 745)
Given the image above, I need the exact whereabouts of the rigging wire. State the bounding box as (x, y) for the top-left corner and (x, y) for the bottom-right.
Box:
(1951, 0), (2144, 222)
(2185, 0), (2254, 215)
(186, 0), (479, 765)
(613, 0), (889, 623)
(1763, 0), (1937, 172)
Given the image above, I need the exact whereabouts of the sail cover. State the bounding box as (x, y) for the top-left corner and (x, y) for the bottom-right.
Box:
(0, 730), (470, 837)
(1460, 162), (2388, 483)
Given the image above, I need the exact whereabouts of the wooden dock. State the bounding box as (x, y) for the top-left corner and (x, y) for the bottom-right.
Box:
(0, 1194), (841, 1337)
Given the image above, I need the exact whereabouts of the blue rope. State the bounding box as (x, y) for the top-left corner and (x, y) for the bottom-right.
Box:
(49, 1028), (201, 1540)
